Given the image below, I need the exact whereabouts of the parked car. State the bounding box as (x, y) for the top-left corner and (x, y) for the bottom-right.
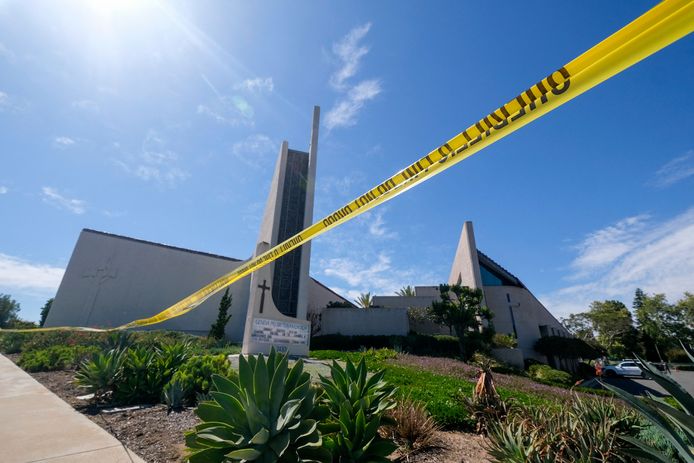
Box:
(602, 361), (644, 377)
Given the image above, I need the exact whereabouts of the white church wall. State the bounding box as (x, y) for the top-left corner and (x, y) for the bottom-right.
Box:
(484, 286), (569, 363)
(371, 295), (438, 309)
(45, 230), (251, 341)
(321, 308), (409, 336)
(307, 279), (351, 314)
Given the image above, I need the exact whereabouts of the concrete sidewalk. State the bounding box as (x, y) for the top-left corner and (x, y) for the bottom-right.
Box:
(0, 354), (145, 463)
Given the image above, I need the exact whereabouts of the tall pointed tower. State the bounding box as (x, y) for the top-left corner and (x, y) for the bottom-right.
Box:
(242, 107), (319, 356)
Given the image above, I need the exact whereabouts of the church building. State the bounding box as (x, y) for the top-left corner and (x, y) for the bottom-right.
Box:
(46, 106), (569, 362)
(45, 107), (350, 354)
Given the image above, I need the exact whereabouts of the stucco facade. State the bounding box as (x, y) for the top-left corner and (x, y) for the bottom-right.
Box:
(368, 221), (569, 363)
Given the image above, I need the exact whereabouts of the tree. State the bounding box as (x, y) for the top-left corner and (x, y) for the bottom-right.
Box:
(395, 286), (415, 297)
(587, 300), (639, 358)
(208, 288), (232, 341)
(0, 293), (20, 328)
(561, 313), (595, 341)
(636, 291), (693, 360)
(39, 298), (54, 327)
(355, 292), (373, 309)
(677, 292), (694, 329)
(428, 284), (493, 360)
(633, 288), (646, 311)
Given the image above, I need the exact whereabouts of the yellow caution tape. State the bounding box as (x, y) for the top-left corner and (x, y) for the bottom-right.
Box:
(3, 0), (692, 333)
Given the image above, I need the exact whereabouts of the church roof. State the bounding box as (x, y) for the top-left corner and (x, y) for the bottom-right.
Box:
(477, 249), (526, 289)
(83, 229), (243, 262)
(81, 228), (351, 302)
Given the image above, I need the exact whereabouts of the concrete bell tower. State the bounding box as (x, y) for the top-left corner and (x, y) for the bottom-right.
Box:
(242, 107), (320, 356)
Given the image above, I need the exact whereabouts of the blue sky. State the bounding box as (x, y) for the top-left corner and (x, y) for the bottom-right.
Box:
(1, 0), (692, 323)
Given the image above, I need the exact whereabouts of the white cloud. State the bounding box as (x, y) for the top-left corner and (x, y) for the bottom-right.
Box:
(53, 136), (75, 148)
(360, 209), (397, 239)
(0, 253), (64, 292)
(540, 207), (694, 318)
(232, 134), (276, 169)
(330, 23), (372, 91)
(325, 79), (381, 129)
(114, 131), (189, 187)
(41, 187), (87, 214)
(235, 77), (274, 93)
(318, 171), (366, 198)
(650, 150), (694, 188)
(0, 42), (14, 61)
(71, 99), (100, 112)
(0, 186), (7, 194)
(325, 23), (381, 130)
(0, 90), (27, 112)
(570, 214), (649, 276)
(320, 252), (436, 304)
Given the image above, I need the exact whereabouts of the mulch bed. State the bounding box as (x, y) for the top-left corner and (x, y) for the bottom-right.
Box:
(25, 367), (198, 463)
(10, 355), (491, 462)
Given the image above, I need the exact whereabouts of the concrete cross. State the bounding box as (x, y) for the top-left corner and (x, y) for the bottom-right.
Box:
(258, 280), (270, 314)
(82, 263), (117, 325)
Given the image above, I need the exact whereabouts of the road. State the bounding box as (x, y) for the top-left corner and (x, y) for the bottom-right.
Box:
(597, 370), (694, 397)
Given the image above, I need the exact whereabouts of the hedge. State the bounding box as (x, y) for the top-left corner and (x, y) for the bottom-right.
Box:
(310, 333), (460, 357)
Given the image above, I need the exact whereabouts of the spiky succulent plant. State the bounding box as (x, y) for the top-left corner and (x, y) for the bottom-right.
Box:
(319, 357), (398, 462)
(185, 348), (330, 463)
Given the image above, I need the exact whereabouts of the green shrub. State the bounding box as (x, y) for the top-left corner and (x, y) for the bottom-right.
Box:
(21, 331), (107, 352)
(18, 345), (99, 372)
(185, 348), (330, 462)
(0, 332), (28, 354)
(114, 346), (165, 404)
(528, 364), (573, 387)
(534, 335), (604, 359)
(309, 334), (459, 357)
(492, 333), (517, 349)
(167, 354), (236, 405)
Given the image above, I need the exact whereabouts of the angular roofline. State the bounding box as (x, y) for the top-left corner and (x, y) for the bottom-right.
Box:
(82, 228), (243, 263)
(477, 249), (526, 289)
(82, 229), (352, 304)
(310, 277), (356, 307)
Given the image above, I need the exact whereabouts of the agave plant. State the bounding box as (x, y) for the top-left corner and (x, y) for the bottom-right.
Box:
(601, 346), (694, 463)
(485, 395), (640, 462)
(163, 378), (189, 412)
(319, 357), (398, 462)
(74, 349), (125, 402)
(113, 346), (164, 404)
(464, 363), (512, 434)
(101, 331), (134, 353)
(185, 348), (330, 462)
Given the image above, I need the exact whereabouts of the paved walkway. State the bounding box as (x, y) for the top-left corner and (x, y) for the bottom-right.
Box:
(0, 354), (145, 463)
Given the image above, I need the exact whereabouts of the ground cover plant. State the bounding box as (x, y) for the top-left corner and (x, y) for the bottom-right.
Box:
(311, 349), (558, 430)
(18, 345), (99, 372)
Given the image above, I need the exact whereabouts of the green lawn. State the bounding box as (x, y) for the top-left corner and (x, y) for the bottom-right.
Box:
(310, 349), (557, 429)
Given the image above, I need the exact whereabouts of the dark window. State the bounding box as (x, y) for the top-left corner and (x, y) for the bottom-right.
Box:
(539, 325), (549, 338)
(272, 150), (309, 317)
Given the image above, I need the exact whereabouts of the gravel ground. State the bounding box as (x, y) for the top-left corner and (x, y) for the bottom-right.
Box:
(12, 355), (492, 463)
(24, 367), (198, 463)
